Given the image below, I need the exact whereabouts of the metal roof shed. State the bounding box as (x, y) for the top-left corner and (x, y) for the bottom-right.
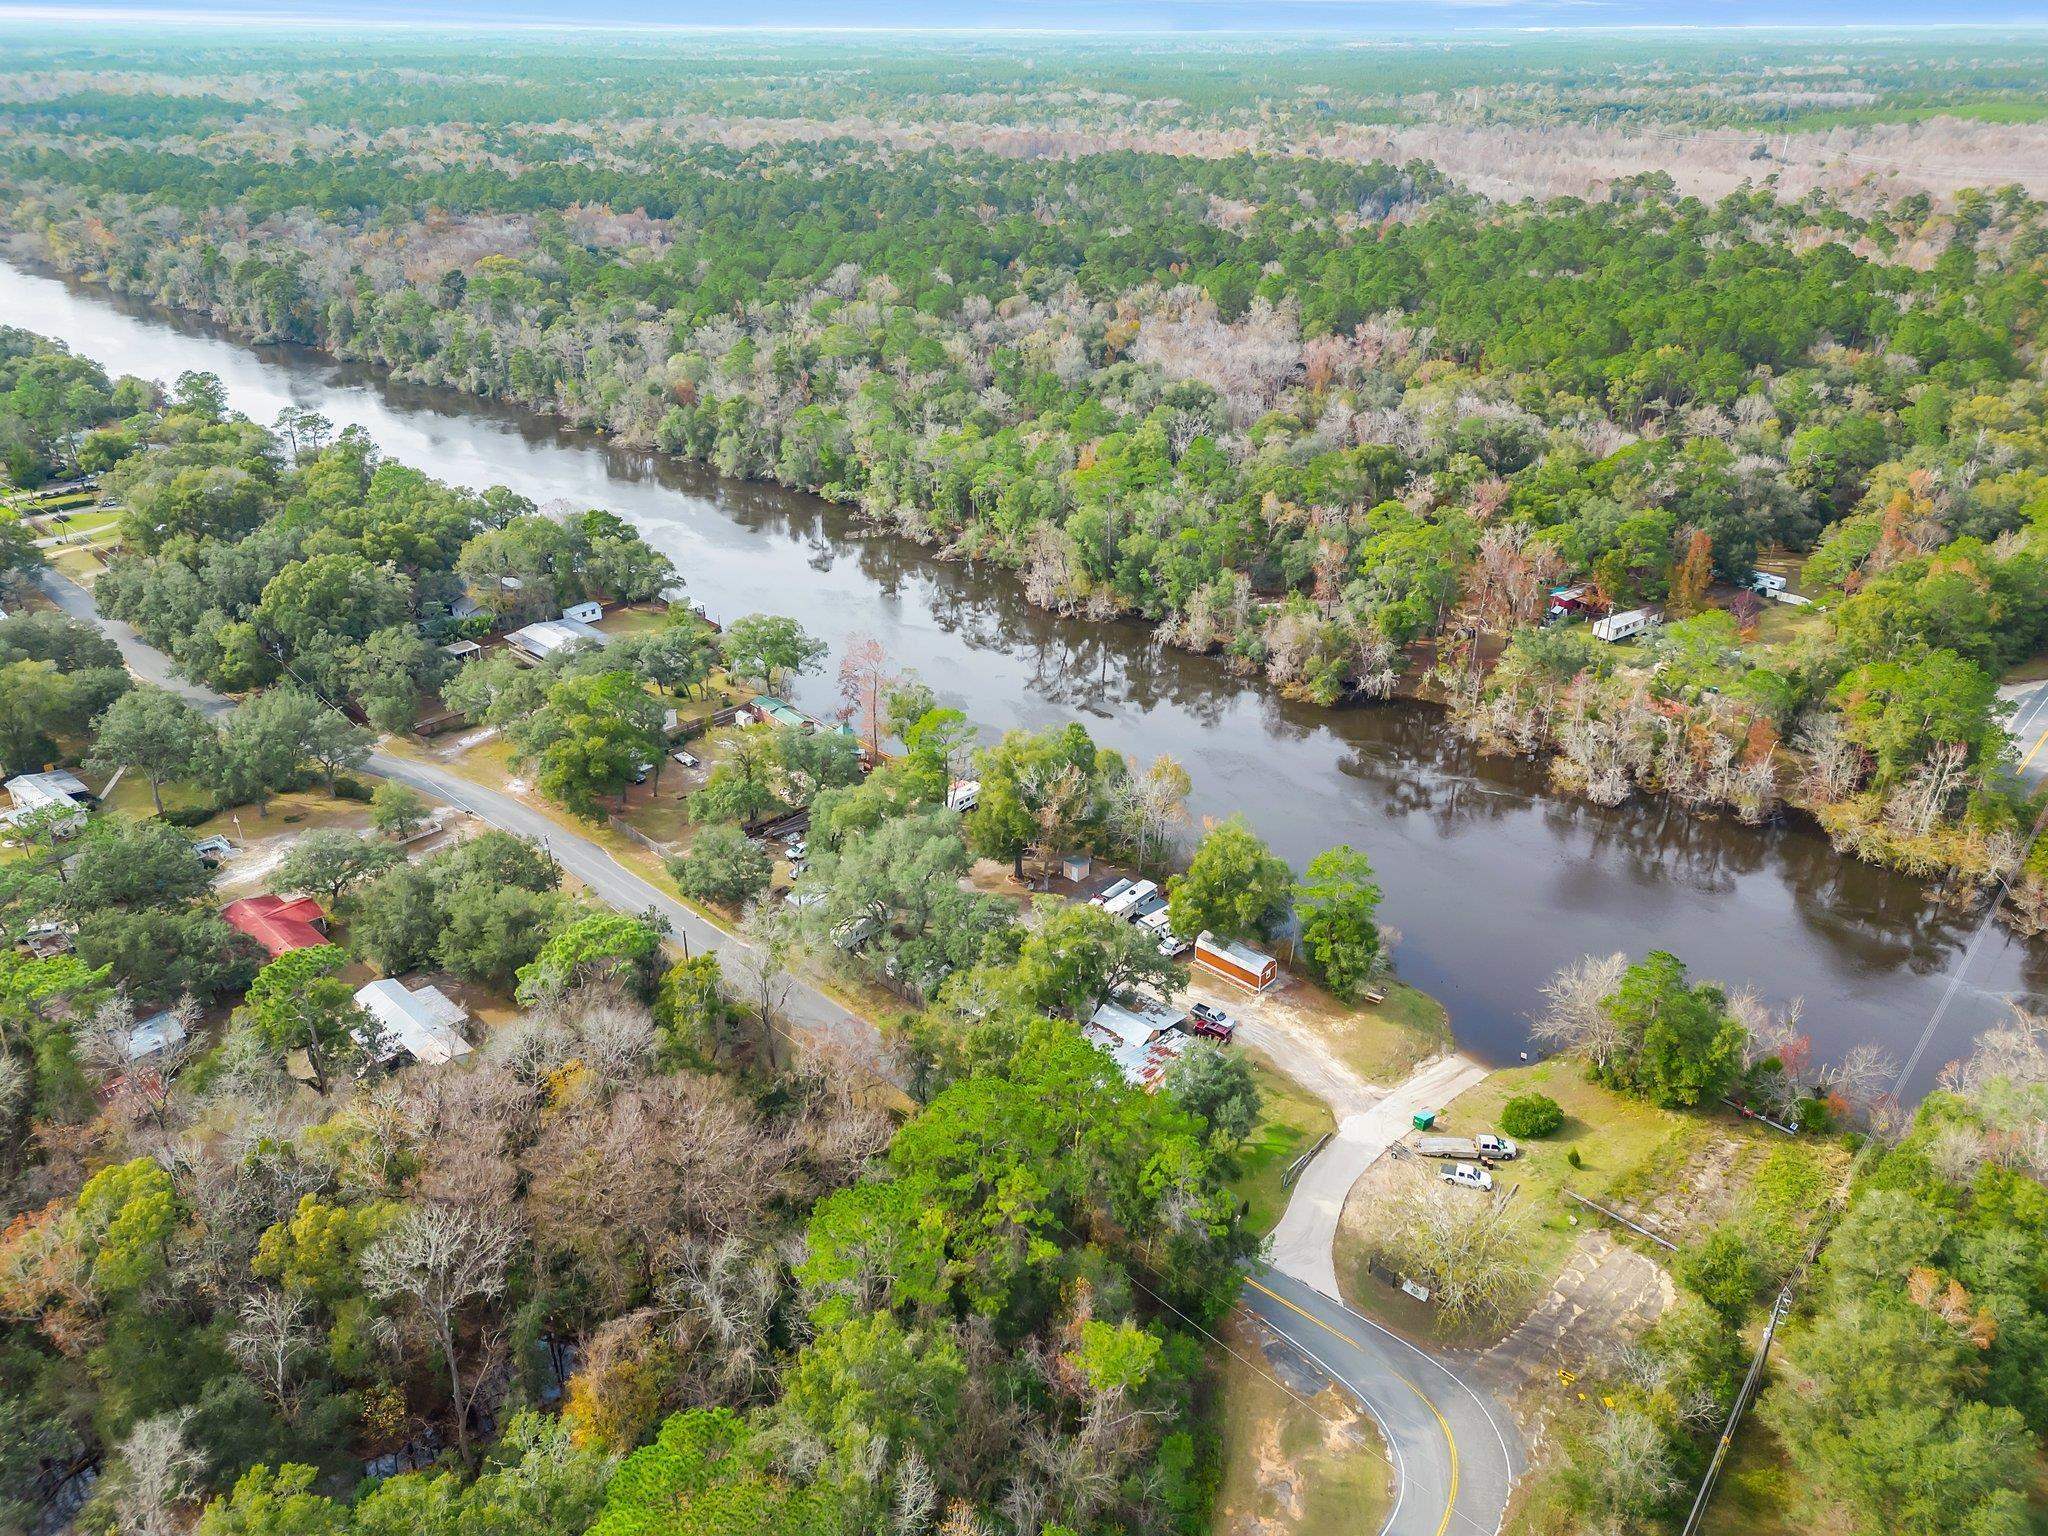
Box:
(1192, 932), (1278, 993)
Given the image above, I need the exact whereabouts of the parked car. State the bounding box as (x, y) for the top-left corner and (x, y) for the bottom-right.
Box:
(1441, 1162), (1494, 1192)
(1186, 1001), (1234, 1040)
(784, 836), (808, 861)
(631, 761), (655, 784)
(671, 749), (701, 769)
(1089, 878), (1135, 909)
(1138, 907), (1191, 956)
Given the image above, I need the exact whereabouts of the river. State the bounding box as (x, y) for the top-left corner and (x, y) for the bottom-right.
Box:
(4, 258), (2041, 1094)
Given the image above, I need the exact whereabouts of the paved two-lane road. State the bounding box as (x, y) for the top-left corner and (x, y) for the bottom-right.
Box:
(46, 564), (1518, 1530)
(37, 567), (880, 1066)
(1245, 1267), (1521, 1536)
(2000, 679), (2048, 789)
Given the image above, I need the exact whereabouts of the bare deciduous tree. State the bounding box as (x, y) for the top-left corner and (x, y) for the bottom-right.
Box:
(227, 1287), (314, 1420)
(837, 632), (898, 754)
(1349, 1163), (1542, 1328)
(1532, 951), (1629, 1073)
(361, 1202), (518, 1459)
(732, 901), (799, 1069)
(104, 1411), (201, 1536)
(1113, 753), (1192, 871)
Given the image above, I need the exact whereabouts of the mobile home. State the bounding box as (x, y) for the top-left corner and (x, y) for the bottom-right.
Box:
(1592, 608), (1654, 644)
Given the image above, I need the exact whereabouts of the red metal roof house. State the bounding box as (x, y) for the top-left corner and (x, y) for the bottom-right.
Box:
(222, 894), (329, 957)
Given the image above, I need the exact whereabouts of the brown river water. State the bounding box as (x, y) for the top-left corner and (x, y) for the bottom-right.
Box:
(5, 257), (2041, 1095)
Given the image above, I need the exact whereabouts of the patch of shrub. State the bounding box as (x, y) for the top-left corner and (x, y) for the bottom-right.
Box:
(1500, 1091), (1565, 1139)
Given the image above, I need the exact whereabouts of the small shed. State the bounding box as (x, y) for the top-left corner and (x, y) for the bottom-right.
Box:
(126, 1010), (189, 1063)
(1546, 585), (1589, 619)
(440, 639), (483, 661)
(1193, 932), (1279, 993)
(1060, 852), (1093, 884)
(561, 600), (604, 625)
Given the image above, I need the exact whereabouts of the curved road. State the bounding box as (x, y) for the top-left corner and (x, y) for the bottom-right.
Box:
(1245, 1267), (1520, 1536)
(43, 563), (1518, 1530)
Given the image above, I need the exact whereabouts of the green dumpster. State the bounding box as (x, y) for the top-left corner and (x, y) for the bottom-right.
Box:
(1412, 1110), (1436, 1131)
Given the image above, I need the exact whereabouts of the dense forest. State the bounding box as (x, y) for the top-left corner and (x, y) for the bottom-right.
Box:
(0, 337), (1287, 1536)
(4, 32), (2048, 929)
(3, 32), (2048, 1536)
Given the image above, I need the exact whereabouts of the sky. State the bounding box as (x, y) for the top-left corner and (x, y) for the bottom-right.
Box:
(8, 0), (2048, 29)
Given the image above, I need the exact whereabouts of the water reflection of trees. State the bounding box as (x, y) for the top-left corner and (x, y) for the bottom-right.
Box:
(1781, 833), (1992, 977)
(85, 290), (2048, 1064)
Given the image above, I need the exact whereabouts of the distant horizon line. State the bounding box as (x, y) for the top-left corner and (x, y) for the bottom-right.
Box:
(8, 6), (2048, 29)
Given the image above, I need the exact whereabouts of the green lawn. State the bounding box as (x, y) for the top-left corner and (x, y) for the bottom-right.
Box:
(594, 606), (670, 641)
(1232, 1050), (1335, 1238)
(1426, 1060), (1714, 1279)
(101, 771), (212, 821)
(47, 546), (110, 584)
(33, 507), (121, 540)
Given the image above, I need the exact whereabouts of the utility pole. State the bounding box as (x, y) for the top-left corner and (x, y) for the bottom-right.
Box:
(1678, 1287), (1792, 1536)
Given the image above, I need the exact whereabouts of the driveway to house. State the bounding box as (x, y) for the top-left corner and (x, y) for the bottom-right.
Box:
(1266, 1050), (1492, 1299)
(38, 567), (883, 1072)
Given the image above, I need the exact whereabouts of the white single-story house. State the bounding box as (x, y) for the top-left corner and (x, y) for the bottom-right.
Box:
(507, 617), (608, 661)
(354, 979), (473, 1067)
(3, 771), (95, 830)
(6, 770), (93, 814)
(561, 599), (604, 625)
(126, 1009), (189, 1063)
(1085, 995), (1191, 1088)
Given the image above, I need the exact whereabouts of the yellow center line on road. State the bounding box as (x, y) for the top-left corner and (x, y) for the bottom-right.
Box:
(1245, 1276), (1460, 1536)
(2019, 727), (2048, 777)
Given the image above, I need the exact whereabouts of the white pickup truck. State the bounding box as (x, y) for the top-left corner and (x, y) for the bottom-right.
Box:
(1415, 1133), (1520, 1161)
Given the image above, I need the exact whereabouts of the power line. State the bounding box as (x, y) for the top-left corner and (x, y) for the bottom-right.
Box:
(1676, 792), (2048, 1531)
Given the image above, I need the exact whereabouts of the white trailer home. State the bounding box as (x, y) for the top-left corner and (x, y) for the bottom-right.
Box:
(1592, 608), (1655, 643)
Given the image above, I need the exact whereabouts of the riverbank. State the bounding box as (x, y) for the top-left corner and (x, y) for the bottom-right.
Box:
(6, 255), (2035, 1091)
